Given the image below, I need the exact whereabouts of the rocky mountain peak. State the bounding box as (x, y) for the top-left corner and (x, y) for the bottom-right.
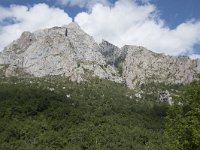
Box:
(0, 24), (199, 89)
(122, 45), (200, 89)
(0, 23), (122, 83)
(67, 22), (81, 29)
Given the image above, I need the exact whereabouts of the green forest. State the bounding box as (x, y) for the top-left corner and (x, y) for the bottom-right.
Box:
(0, 76), (199, 150)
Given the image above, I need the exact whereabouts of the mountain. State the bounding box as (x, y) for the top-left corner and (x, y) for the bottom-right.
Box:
(122, 45), (200, 89)
(0, 22), (200, 89)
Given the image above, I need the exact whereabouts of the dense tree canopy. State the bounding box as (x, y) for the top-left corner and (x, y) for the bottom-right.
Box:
(164, 77), (200, 150)
(0, 77), (169, 150)
(3, 76), (198, 149)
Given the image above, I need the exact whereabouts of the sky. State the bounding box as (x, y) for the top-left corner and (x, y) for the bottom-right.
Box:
(0, 0), (200, 58)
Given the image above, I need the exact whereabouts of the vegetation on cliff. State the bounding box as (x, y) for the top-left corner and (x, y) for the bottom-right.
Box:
(0, 75), (199, 150)
(0, 76), (169, 150)
(164, 76), (200, 150)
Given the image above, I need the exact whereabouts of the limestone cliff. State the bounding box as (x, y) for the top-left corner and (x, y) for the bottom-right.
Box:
(0, 22), (199, 88)
(122, 45), (200, 89)
(0, 22), (122, 83)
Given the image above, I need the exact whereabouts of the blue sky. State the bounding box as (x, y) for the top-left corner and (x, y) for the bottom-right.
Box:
(0, 0), (200, 57)
(151, 0), (200, 29)
(1, 0), (200, 28)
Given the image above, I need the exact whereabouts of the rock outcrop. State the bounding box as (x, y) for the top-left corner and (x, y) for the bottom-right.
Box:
(122, 45), (200, 89)
(0, 22), (199, 88)
(159, 90), (172, 104)
(99, 40), (127, 67)
(0, 22), (122, 82)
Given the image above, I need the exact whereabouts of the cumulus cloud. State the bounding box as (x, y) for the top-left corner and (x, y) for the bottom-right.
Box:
(190, 54), (200, 60)
(0, 3), (72, 51)
(1, 0), (200, 56)
(75, 0), (200, 55)
(56, 0), (110, 9)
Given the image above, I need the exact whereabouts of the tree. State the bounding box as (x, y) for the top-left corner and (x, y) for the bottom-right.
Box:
(164, 77), (200, 150)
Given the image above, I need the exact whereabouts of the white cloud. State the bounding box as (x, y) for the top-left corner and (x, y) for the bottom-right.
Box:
(75, 0), (200, 56)
(56, 0), (110, 9)
(0, 3), (72, 51)
(190, 54), (200, 60)
(1, 0), (200, 56)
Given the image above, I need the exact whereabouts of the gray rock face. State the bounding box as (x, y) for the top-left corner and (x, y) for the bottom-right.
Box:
(0, 22), (199, 88)
(99, 40), (127, 67)
(122, 45), (200, 89)
(0, 22), (122, 83)
(159, 90), (172, 104)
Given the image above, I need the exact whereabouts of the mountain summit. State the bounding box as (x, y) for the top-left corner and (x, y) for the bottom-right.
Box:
(0, 22), (122, 83)
(0, 22), (200, 89)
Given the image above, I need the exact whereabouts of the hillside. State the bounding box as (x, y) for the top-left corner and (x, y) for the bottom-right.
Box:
(0, 75), (181, 150)
(0, 22), (199, 150)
